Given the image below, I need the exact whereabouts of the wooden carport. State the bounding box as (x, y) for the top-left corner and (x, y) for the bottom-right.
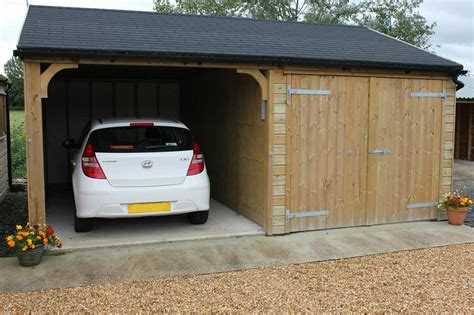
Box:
(16, 5), (464, 235)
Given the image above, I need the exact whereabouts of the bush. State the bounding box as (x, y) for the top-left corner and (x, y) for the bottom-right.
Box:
(11, 122), (26, 179)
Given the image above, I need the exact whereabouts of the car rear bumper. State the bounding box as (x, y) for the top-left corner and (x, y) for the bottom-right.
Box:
(73, 172), (210, 218)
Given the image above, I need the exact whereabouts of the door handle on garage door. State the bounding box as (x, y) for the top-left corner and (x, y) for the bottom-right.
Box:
(368, 149), (391, 155)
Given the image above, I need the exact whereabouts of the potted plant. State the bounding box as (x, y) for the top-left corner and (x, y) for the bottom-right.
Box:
(5, 224), (62, 267)
(438, 192), (473, 226)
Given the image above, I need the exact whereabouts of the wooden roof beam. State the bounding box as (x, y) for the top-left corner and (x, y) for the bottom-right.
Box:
(236, 68), (269, 101)
(40, 63), (78, 98)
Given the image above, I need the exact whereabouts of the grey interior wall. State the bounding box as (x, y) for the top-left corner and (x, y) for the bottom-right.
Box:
(44, 79), (180, 185)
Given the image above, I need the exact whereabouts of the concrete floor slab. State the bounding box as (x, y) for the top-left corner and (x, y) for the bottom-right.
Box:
(46, 191), (264, 250)
(0, 221), (472, 294)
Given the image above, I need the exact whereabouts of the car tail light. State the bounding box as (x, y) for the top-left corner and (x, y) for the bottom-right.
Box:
(82, 142), (106, 179)
(187, 141), (205, 176)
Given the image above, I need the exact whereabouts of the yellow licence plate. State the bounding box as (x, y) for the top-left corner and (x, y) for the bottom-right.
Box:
(128, 202), (171, 214)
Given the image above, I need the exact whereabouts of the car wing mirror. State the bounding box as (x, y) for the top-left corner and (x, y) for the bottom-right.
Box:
(62, 138), (77, 149)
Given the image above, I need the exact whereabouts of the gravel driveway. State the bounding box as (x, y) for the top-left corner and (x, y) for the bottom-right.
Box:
(0, 244), (472, 313)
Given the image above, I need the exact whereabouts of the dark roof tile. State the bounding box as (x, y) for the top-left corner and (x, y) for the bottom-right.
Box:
(16, 5), (463, 72)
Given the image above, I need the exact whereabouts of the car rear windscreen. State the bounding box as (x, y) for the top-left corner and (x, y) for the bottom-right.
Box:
(89, 126), (193, 153)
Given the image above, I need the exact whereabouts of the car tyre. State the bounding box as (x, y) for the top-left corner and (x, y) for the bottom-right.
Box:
(74, 215), (92, 232)
(188, 210), (209, 225)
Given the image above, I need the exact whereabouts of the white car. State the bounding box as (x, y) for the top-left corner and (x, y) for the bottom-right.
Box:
(64, 118), (210, 232)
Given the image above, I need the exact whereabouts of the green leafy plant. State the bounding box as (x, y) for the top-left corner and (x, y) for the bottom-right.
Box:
(11, 121), (26, 179)
(4, 56), (24, 109)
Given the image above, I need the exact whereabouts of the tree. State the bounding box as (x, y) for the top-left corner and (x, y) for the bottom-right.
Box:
(153, 0), (435, 50)
(355, 0), (435, 50)
(242, 0), (305, 21)
(154, 0), (246, 17)
(3, 57), (24, 108)
(153, 0), (349, 22)
(304, 0), (360, 24)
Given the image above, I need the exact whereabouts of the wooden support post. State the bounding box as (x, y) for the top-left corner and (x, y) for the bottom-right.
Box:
(236, 69), (269, 101)
(23, 62), (45, 224)
(23, 62), (78, 224)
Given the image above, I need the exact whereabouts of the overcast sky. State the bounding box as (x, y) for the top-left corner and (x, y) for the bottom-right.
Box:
(0, 0), (473, 76)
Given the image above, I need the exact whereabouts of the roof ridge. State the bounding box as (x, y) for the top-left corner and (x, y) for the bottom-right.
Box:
(28, 4), (367, 29)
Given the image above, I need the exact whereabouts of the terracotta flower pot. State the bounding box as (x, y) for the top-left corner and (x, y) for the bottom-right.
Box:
(16, 245), (45, 267)
(446, 206), (469, 226)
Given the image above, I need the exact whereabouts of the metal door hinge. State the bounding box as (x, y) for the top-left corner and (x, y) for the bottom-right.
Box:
(368, 149), (391, 155)
(407, 201), (437, 209)
(285, 210), (329, 223)
(410, 92), (446, 98)
(288, 89), (332, 97)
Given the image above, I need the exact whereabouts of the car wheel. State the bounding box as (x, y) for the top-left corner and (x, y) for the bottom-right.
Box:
(74, 215), (92, 232)
(188, 210), (209, 225)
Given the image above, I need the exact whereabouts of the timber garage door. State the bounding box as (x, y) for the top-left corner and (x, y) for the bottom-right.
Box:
(286, 75), (443, 232)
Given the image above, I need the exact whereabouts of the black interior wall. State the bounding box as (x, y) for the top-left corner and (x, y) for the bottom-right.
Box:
(43, 65), (186, 186)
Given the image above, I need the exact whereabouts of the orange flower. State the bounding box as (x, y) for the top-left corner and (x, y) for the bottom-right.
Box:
(7, 240), (15, 247)
(43, 238), (48, 245)
(16, 235), (23, 241)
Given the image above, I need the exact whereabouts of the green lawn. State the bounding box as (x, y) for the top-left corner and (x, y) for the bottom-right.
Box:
(10, 109), (24, 129)
(9, 109), (26, 179)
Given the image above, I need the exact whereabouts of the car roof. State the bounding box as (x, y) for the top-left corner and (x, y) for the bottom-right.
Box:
(90, 117), (188, 130)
